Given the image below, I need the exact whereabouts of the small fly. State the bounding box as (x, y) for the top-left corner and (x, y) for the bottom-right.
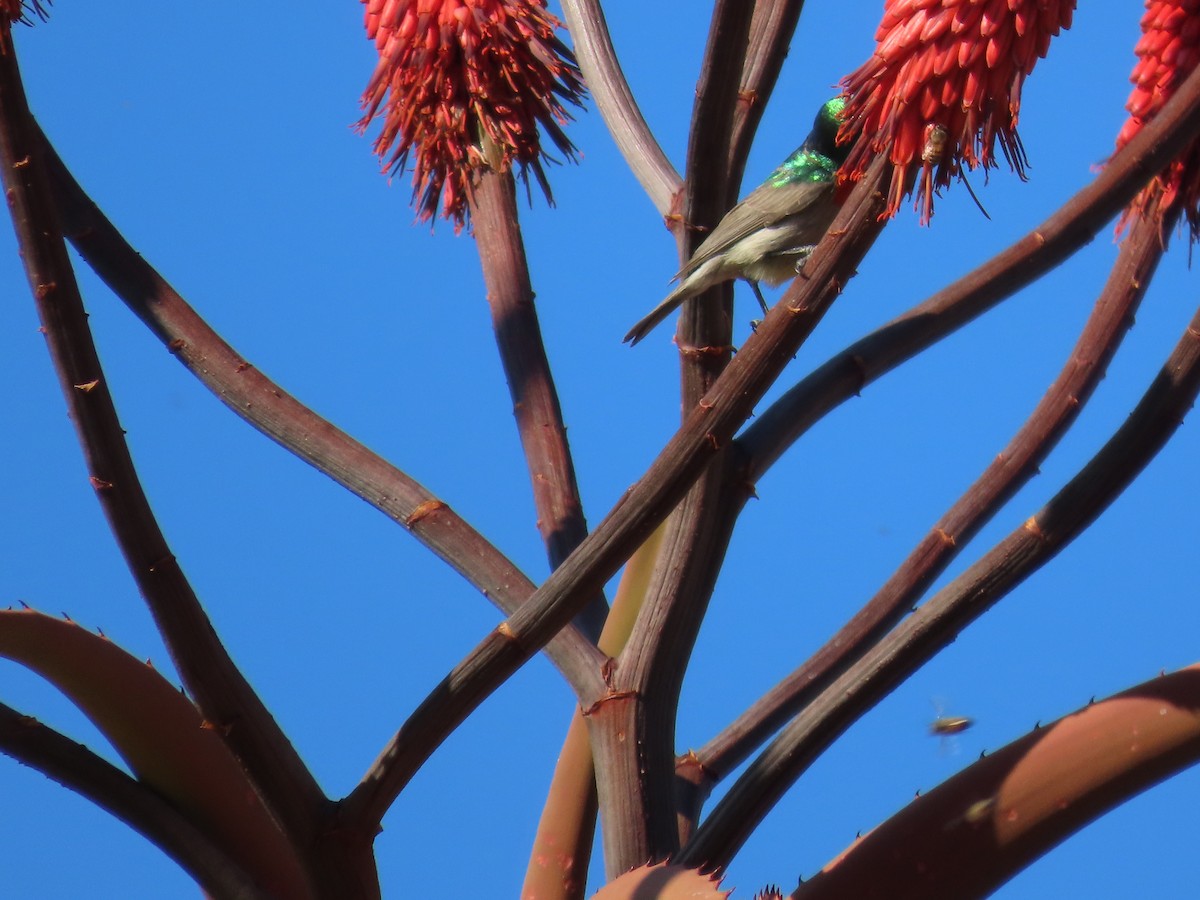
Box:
(929, 715), (974, 737)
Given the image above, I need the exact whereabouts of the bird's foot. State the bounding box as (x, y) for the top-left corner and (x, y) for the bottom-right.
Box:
(749, 280), (770, 316)
(792, 245), (817, 273)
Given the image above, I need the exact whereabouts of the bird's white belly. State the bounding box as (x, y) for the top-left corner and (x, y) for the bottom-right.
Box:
(727, 225), (811, 285)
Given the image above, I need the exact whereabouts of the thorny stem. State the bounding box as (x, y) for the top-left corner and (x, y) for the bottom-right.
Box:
(693, 193), (1177, 795)
(590, 3), (762, 873)
(37, 125), (606, 694)
(558, 0), (680, 214)
(681, 296), (1200, 870)
(0, 701), (270, 900)
(681, 57), (1200, 795)
(469, 167), (608, 639)
(727, 1), (807, 178)
(0, 24), (326, 849)
(795, 666), (1200, 899)
(575, 18), (812, 862)
(335, 158), (890, 835)
(596, 3), (811, 856)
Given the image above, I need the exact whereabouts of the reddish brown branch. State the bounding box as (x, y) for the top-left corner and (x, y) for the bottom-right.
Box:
(36, 126), (605, 694)
(587, 33), (803, 855)
(0, 701), (273, 900)
(796, 667), (1200, 900)
(673, 2), (757, 376)
(469, 169), (607, 639)
(335, 158), (890, 835)
(604, 5), (804, 855)
(741, 59), (1200, 480)
(0, 26), (325, 848)
(587, 7), (762, 872)
(591, 7), (804, 863)
(679, 59), (1200, 802)
(680, 297), (1200, 869)
(595, 454), (749, 874)
(727, 1), (807, 178)
(558, 0), (680, 214)
(693, 193), (1175, 793)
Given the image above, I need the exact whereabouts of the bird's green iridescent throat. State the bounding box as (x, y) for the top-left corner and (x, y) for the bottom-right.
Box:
(766, 150), (838, 188)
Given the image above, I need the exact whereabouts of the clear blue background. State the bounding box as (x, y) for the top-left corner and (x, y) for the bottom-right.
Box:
(1, 2), (1198, 897)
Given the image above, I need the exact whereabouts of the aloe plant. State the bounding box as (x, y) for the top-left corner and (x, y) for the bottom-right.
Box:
(1, 3), (1199, 898)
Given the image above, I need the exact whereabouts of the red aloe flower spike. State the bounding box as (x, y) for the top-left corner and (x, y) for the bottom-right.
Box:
(838, 0), (1075, 223)
(358, 0), (586, 232)
(1114, 0), (1200, 242)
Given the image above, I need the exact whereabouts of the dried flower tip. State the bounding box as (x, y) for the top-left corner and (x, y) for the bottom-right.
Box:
(1, 0), (49, 24)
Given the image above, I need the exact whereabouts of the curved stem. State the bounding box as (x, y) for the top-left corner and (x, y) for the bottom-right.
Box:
(558, 0), (680, 214)
(37, 125), (605, 692)
(0, 701), (274, 900)
(740, 60), (1200, 480)
(727, 1), (807, 177)
(469, 168), (608, 639)
(681, 297), (1200, 869)
(797, 666), (1200, 899)
(335, 157), (890, 836)
(0, 26), (325, 848)
(694, 193), (1174, 789)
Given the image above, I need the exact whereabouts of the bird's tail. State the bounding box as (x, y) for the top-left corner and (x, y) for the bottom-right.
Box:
(623, 282), (693, 345)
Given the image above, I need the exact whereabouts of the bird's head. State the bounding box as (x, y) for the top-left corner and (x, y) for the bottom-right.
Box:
(809, 96), (850, 165)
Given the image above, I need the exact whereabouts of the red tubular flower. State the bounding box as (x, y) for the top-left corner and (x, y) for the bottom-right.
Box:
(358, 0), (585, 231)
(838, 0), (1075, 224)
(1115, 0), (1200, 240)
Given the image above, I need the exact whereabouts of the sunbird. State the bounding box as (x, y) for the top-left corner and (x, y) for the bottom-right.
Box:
(625, 96), (851, 346)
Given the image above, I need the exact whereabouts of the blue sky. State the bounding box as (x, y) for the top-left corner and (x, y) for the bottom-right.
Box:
(1, 2), (1198, 897)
